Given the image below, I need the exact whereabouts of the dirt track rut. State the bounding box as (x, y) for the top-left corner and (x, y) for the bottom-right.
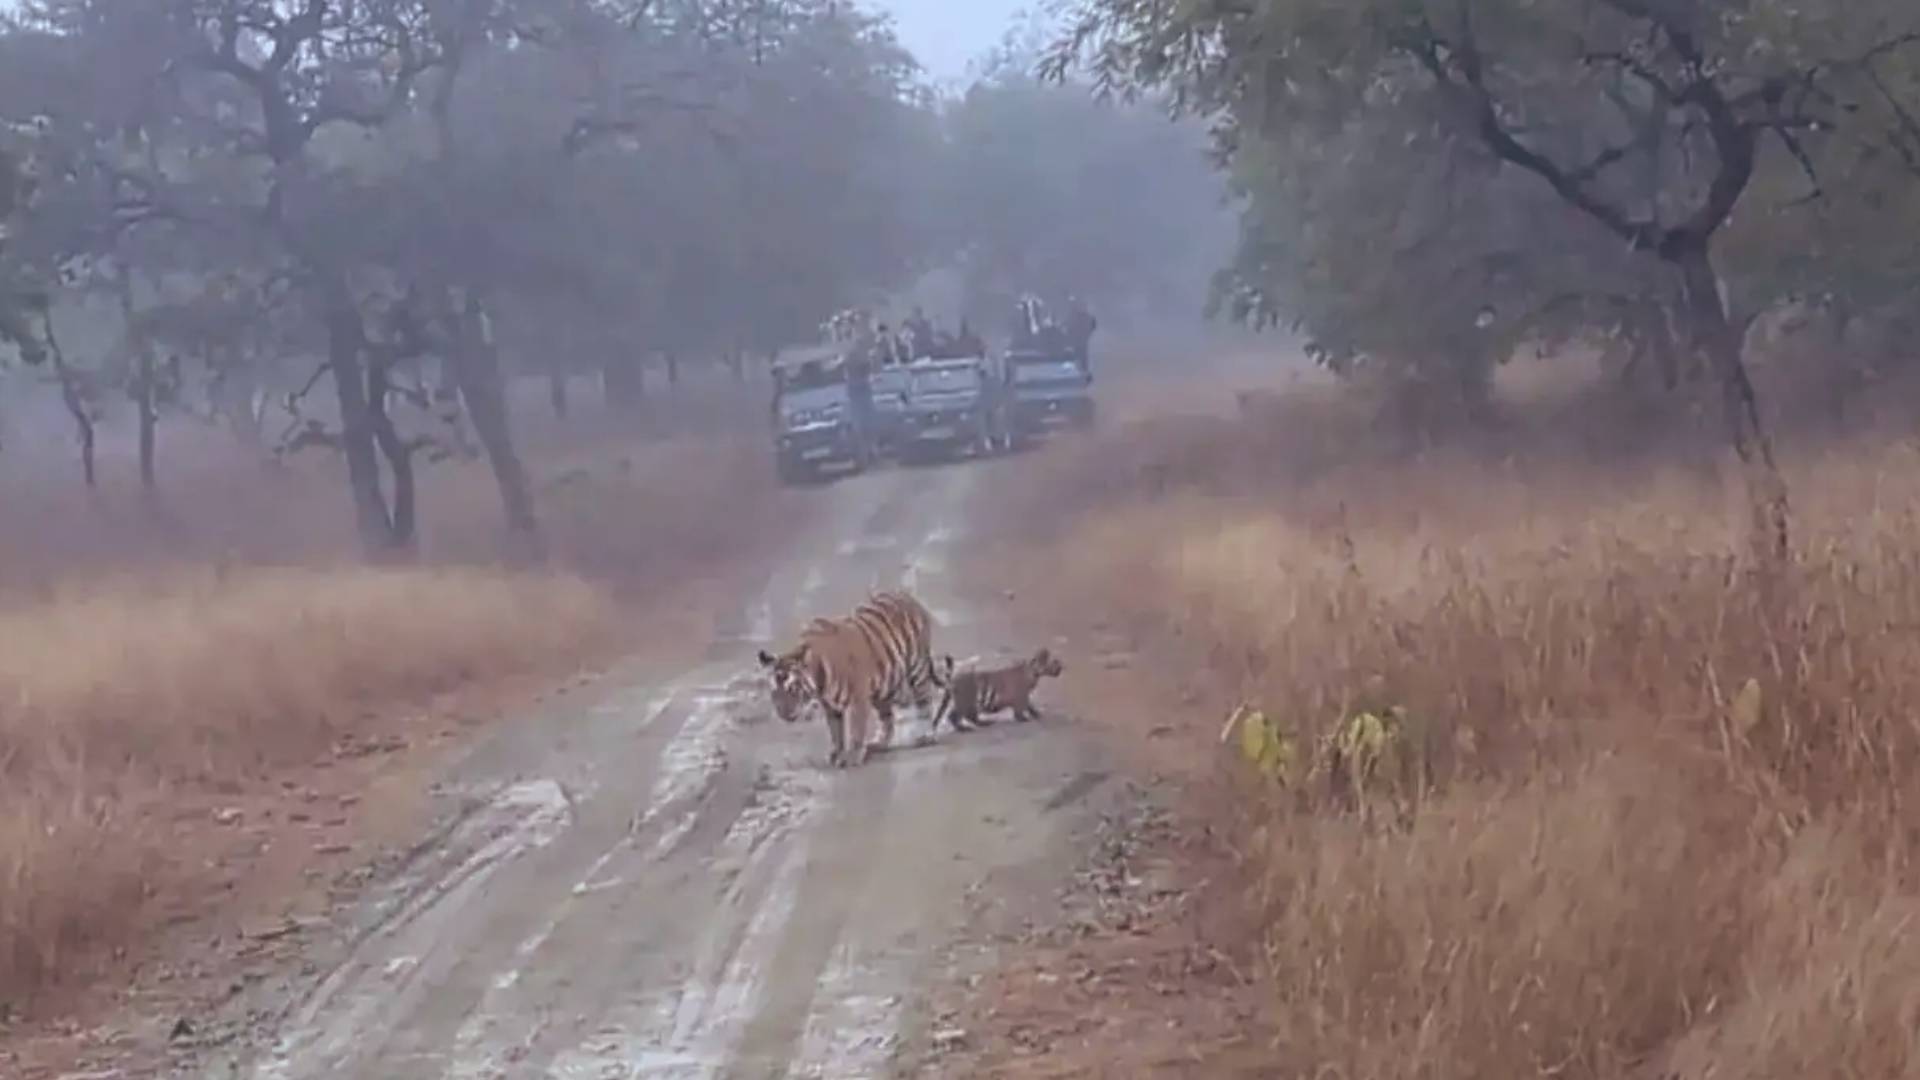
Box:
(199, 460), (1104, 1079)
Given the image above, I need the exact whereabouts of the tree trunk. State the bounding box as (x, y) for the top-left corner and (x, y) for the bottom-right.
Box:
(1617, 298), (1681, 418)
(664, 349), (680, 387)
(1648, 301), (1682, 392)
(119, 270), (159, 494)
(59, 376), (95, 490)
(322, 282), (402, 556)
(42, 312), (94, 488)
(214, 357), (266, 450)
(76, 406), (95, 489)
(135, 353), (157, 494)
(1675, 246), (1790, 560)
(1825, 296), (1863, 429)
(364, 357), (419, 554)
(549, 369), (569, 419)
(451, 296), (543, 559)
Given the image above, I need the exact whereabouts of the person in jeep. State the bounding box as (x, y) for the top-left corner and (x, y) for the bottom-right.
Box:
(955, 319), (984, 358)
(1066, 296), (1097, 372)
(1010, 295), (1046, 350)
(904, 307), (936, 359)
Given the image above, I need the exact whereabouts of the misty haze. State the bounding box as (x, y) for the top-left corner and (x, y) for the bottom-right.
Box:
(1, 2), (1919, 1077)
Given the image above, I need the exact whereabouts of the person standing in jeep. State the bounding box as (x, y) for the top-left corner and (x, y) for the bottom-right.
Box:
(1066, 297), (1097, 373)
(1010, 294), (1045, 350)
(844, 345), (873, 423)
(904, 307), (936, 359)
(955, 319), (985, 358)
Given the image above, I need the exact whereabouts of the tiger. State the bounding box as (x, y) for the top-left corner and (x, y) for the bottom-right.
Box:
(757, 590), (945, 767)
(934, 648), (1064, 731)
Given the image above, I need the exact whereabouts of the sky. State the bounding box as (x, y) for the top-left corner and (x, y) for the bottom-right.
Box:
(0, 0), (1027, 84)
(875, 0), (1032, 83)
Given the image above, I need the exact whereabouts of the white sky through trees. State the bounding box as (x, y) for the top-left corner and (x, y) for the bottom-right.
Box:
(0, 1), (1023, 82)
(875, 0), (1028, 81)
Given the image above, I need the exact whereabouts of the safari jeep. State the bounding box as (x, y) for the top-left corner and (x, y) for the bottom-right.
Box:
(897, 356), (1008, 462)
(771, 354), (872, 484)
(1005, 347), (1094, 445)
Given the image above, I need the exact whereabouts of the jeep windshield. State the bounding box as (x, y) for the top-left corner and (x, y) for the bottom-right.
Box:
(908, 364), (982, 397)
(781, 363), (845, 393)
(1011, 358), (1085, 385)
(779, 385), (849, 427)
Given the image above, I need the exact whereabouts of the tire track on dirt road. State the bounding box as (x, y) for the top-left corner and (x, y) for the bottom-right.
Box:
(212, 455), (1108, 1080)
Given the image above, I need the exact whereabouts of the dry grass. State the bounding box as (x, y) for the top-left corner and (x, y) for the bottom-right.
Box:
(0, 378), (801, 1009)
(0, 567), (613, 996)
(983, 372), (1920, 1078)
(0, 567), (613, 779)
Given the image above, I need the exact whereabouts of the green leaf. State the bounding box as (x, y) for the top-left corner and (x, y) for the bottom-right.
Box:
(1228, 705), (1299, 786)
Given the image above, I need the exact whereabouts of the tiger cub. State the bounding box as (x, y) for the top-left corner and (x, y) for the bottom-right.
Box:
(935, 648), (1063, 731)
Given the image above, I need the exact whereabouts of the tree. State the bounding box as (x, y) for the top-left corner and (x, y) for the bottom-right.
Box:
(1053, 0), (1920, 555)
(0, 120), (52, 372)
(374, 0), (552, 552)
(10, 0), (451, 551)
(0, 103), (108, 485)
(939, 40), (1228, 327)
(1210, 71), (1685, 431)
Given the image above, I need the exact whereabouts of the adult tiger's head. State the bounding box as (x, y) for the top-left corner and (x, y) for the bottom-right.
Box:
(757, 646), (813, 723)
(1027, 647), (1064, 679)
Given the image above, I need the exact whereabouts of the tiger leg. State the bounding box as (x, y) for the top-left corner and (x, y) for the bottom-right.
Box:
(946, 682), (978, 731)
(825, 707), (848, 767)
(875, 699), (897, 749)
(908, 681), (938, 733)
(922, 671), (963, 732)
(959, 695), (988, 729)
(842, 702), (872, 767)
(930, 656), (961, 732)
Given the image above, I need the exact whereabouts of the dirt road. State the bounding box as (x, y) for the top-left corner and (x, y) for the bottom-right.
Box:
(196, 459), (1109, 1079)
